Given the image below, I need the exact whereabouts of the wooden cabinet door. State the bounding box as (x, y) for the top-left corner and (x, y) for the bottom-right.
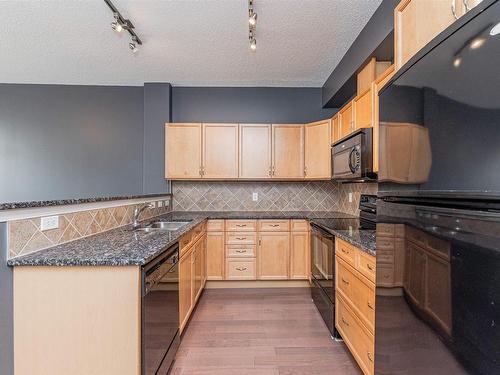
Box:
(304, 120), (331, 179)
(193, 238), (203, 302)
(339, 101), (354, 139)
(354, 88), (373, 130)
(206, 231), (224, 280)
(425, 253), (452, 334)
(395, 0), (457, 70)
(179, 248), (193, 332)
(331, 114), (340, 144)
(272, 124), (304, 179)
(239, 124), (272, 178)
(202, 123), (239, 179)
(258, 232), (290, 279)
(165, 123), (202, 179)
(290, 231), (309, 279)
(407, 243), (426, 307)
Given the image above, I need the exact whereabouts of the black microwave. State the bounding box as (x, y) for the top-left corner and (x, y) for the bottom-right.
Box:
(331, 128), (376, 182)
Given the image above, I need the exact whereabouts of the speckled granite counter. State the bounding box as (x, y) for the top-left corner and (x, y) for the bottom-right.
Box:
(7, 210), (376, 267)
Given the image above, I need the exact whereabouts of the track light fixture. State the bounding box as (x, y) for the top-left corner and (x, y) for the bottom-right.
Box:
(104, 0), (143, 53)
(248, 0), (257, 51)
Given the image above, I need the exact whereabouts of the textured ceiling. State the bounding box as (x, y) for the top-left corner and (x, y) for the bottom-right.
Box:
(0, 0), (383, 87)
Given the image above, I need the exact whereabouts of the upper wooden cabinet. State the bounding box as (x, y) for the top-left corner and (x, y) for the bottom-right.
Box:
(357, 58), (391, 94)
(304, 120), (331, 179)
(331, 114), (340, 144)
(339, 101), (354, 139)
(272, 124), (304, 179)
(394, 0), (480, 70)
(165, 123), (202, 179)
(353, 88), (373, 131)
(202, 123), (239, 179)
(239, 124), (272, 179)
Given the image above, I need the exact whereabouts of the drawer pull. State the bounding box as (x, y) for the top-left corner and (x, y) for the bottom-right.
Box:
(341, 317), (350, 326)
(236, 224), (247, 227)
(367, 301), (374, 310)
(367, 263), (374, 271)
(236, 266), (247, 271)
(367, 351), (373, 362)
(236, 237), (247, 240)
(235, 249), (247, 253)
(341, 277), (350, 285)
(341, 248), (349, 254)
(269, 224), (280, 227)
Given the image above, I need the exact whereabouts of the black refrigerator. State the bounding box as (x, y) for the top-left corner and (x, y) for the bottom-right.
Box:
(375, 1), (500, 374)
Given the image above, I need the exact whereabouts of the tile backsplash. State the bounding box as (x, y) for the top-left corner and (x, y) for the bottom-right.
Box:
(8, 199), (171, 259)
(172, 181), (377, 215)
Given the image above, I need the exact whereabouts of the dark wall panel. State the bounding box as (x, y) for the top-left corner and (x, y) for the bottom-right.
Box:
(0, 84), (144, 202)
(171, 87), (335, 123)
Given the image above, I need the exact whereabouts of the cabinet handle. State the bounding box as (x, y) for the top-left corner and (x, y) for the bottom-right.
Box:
(341, 248), (349, 254)
(304, 166), (307, 176)
(463, 0), (470, 12)
(341, 277), (350, 285)
(236, 267), (247, 271)
(236, 249), (247, 253)
(272, 165), (276, 176)
(269, 224), (280, 227)
(236, 237), (247, 240)
(341, 317), (350, 326)
(367, 301), (374, 310)
(236, 224), (247, 227)
(451, 0), (459, 19)
(367, 351), (373, 362)
(269, 166), (272, 176)
(367, 263), (374, 271)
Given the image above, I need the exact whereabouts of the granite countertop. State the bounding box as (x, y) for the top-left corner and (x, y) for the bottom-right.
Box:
(0, 193), (172, 211)
(7, 210), (375, 267)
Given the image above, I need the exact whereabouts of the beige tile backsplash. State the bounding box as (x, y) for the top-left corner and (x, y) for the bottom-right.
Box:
(172, 181), (377, 216)
(8, 201), (171, 259)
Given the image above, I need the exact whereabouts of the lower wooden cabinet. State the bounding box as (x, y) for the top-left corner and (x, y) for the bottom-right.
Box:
(179, 225), (207, 333)
(290, 231), (309, 279)
(258, 232), (290, 279)
(206, 231), (224, 280)
(335, 238), (375, 375)
(226, 258), (257, 280)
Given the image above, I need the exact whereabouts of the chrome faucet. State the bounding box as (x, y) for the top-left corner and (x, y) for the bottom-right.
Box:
(132, 203), (154, 229)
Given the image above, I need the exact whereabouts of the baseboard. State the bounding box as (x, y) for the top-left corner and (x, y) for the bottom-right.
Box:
(205, 280), (311, 289)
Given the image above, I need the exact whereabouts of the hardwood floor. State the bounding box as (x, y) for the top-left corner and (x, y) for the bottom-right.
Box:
(171, 288), (362, 375)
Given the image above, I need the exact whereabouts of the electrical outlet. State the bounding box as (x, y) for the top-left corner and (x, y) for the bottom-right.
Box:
(164, 200), (170, 208)
(158, 201), (164, 208)
(40, 216), (59, 231)
(348, 192), (353, 203)
(149, 201), (156, 208)
(252, 192), (258, 201)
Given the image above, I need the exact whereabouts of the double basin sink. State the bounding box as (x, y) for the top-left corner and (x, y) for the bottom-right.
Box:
(133, 220), (190, 233)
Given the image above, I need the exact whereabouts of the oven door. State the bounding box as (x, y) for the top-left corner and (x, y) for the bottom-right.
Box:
(310, 223), (335, 303)
(142, 248), (180, 375)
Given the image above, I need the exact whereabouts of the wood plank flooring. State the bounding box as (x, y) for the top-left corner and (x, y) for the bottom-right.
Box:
(171, 288), (362, 375)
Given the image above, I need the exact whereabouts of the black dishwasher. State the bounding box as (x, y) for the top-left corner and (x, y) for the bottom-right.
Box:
(142, 244), (180, 375)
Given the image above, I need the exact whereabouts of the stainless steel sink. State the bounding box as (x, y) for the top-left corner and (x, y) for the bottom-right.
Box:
(133, 221), (190, 232)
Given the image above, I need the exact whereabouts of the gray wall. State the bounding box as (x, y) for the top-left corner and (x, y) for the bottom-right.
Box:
(0, 84), (144, 202)
(171, 87), (336, 123)
(143, 83), (172, 194)
(0, 223), (13, 375)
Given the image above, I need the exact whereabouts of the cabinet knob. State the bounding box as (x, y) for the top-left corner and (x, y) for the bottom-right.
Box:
(341, 277), (350, 285)
(367, 351), (373, 362)
(367, 301), (374, 310)
(341, 317), (350, 326)
(367, 263), (374, 271)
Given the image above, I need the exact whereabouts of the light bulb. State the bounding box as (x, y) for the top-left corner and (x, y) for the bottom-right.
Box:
(111, 21), (123, 33)
(249, 12), (257, 26)
(250, 38), (257, 51)
(490, 22), (500, 36)
(453, 57), (462, 68)
(129, 42), (138, 53)
(470, 37), (485, 49)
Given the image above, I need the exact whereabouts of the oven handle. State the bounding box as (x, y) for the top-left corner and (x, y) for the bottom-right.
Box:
(310, 223), (335, 239)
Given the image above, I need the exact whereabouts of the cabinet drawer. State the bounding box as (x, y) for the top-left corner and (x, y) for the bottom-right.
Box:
(336, 238), (356, 268)
(226, 245), (256, 258)
(258, 219), (290, 232)
(225, 220), (257, 231)
(226, 232), (256, 245)
(207, 219), (224, 231)
(406, 226), (427, 248)
(337, 259), (375, 334)
(336, 294), (374, 375)
(376, 250), (394, 264)
(191, 222), (206, 242)
(291, 219), (309, 231)
(357, 251), (376, 283)
(376, 237), (394, 250)
(225, 259), (256, 280)
(376, 265), (395, 287)
(376, 223), (395, 237)
(180, 232), (193, 256)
